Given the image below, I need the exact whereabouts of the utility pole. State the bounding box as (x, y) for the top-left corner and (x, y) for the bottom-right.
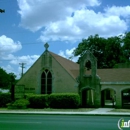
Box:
(19, 63), (26, 77)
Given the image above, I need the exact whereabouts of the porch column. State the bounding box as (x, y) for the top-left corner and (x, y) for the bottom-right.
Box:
(94, 90), (101, 108)
(115, 90), (122, 108)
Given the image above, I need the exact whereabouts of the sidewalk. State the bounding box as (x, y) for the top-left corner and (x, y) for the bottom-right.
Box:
(0, 108), (130, 116)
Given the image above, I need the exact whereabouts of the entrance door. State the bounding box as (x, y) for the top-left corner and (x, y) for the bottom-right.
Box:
(101, 90), (105, 107)
(82, 89), (94, 108)
(122, 89), (130, 108)
(101, 89), (115, 108)
(82, 90), (87, 107)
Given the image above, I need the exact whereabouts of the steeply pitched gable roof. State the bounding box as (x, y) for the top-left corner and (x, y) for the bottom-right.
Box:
(49, 51), (130, 82)
(49, 51), (79, 79)
(18, 49), (130, 83)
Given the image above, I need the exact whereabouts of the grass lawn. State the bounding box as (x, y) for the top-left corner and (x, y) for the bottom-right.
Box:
(110, 109), (130, 112)
(0, 107), (130, 112)
(0, 108), (95, 112)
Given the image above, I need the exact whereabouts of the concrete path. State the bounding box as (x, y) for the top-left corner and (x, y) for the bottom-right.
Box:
(87, 108), (114, 114)
(0, 108), (129, 116)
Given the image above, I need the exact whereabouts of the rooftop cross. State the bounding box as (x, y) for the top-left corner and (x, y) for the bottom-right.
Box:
(44, 43), (49, 51)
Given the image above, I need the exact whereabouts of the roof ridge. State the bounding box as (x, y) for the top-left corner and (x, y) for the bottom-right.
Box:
(49, 51), (79, 65)
(49, 51), (79, 79)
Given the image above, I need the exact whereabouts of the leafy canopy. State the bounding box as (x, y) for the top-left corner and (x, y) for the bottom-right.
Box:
(0, 67), (16, 89)
(73, 33), (130, 68)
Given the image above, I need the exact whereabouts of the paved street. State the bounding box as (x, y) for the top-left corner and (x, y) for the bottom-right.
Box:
(0, 114), (129, 130)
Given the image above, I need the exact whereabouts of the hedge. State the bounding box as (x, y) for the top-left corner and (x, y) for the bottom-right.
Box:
(49, 93), (80, 108)
(7, 99), (30, 109)
(0, 93), (11, 107)
(27, 94), (48, 108)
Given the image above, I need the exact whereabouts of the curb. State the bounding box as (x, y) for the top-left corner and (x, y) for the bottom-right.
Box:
(0, 111), (130, 116)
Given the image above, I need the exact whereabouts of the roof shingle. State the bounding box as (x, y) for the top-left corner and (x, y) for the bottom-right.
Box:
(49, 51), (130, 82)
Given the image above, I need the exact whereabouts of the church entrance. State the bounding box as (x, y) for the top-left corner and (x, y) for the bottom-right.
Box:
(81, 88), (94, 108)
(101, 88), (116, 108)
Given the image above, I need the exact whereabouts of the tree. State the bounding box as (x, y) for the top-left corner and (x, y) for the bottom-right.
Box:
(0, 68), (10, 89)
(0, 68), (16, 89)
(73, 34), (128, 68)
(104, 36), (123, 68)
(122, 32), (130, 61)
(73, 34), (106, 68)
(9, 73), (16, 84)
(9, 73), (16, 101)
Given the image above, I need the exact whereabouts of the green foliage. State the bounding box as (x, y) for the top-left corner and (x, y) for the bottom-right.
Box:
(73, 33), (130, 68)
(27, 94), (49, 108)
(49, 93), (80, 109)
(74, 34), (106, 68)
(0, 68), (17, 89)
(104, 36), (123, 68)
(7, 99), (30, 109)
(26, 93), (80, 109)
(0, 68), (10, 89)
(122, 32), (130, 61)
(9, 73), (16, 84)
(0, 93), (11, 107)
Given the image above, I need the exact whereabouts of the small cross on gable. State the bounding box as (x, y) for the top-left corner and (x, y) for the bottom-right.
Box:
(44, 43), (49, 51)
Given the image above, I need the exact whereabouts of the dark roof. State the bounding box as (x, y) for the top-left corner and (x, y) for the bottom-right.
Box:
(49, 51), (79, 79)
(49, 51), (130, 82)
(97, 68), (130, 82)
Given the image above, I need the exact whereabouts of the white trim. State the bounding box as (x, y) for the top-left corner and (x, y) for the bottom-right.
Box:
(101, 82), (130, 85)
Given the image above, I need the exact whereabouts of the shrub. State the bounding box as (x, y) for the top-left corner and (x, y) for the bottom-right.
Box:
(7, 99), (30, 109)
(49, 93), (80, 109)
(27, 94), (48, 108)
(0, 93), (11, 107)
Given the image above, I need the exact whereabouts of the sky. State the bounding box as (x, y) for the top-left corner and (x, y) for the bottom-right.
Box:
(0, 0), (130, 79)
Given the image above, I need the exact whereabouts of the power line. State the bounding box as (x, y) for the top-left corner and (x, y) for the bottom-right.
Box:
(0, 41), (44, 46)
(0, 59), (11, 61)
(19, 63), (26, 77)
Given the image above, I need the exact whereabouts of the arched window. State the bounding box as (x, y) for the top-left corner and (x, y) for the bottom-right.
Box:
(85, 60), (91, 70)
(41, 69), (52, 94)
(84, 60), (92, 75)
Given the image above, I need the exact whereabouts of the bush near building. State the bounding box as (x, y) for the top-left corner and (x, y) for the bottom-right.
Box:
(7, 99), (30, 109)
(26, 94), (49, 108)
(49, 93), (80, 109)
(5, 93), (80, 109)
(0, 93), (11, 107)
(25, 93), (80, 109)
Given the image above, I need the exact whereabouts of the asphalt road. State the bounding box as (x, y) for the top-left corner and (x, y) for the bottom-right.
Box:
(0, 114), (129, 130)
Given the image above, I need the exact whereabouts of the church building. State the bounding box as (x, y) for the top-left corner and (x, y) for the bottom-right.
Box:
(15, 43), (130, 108)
